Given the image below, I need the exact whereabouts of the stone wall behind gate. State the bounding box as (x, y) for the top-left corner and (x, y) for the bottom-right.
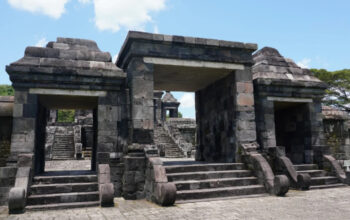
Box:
(196, 74), (237, 162)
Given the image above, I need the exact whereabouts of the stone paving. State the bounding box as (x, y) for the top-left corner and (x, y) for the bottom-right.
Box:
(45, 160), (91, 171)
(1, 187), (350, 220)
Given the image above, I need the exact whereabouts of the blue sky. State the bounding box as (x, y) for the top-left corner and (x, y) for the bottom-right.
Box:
(1, 0), (350, 118)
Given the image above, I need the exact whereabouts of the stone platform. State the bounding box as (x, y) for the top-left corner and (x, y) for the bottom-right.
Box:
(1, 187), (350, 219)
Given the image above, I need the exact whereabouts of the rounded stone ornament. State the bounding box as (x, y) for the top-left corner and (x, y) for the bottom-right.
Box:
(8, 187), (26, 214)
(156, 182), (176, 206)
(297, 173), (311, 190)
(273, 175), (289, 196)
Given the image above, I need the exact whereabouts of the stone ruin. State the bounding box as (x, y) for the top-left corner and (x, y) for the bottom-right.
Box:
(1, 32), (350, 213)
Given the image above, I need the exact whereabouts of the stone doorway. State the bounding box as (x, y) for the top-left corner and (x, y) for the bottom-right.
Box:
(274, 102), (312, 164)
(117, 31), (257, 163)
(34, 94), (98, 174)
(43, 108), (95, 172)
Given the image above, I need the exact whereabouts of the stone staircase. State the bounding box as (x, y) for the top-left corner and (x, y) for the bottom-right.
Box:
(294, 164), (346, 189)
(26, 172), (99, 211)
(154, 126), (184, 158)
(164, 162), (267, 203)
(52, 135), (75, 160)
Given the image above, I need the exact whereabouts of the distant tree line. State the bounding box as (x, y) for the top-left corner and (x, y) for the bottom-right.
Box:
(0, 85), (14, 96)
(310, 69), (350, 113)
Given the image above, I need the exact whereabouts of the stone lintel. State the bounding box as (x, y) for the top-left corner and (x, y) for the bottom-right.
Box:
(143, 57), (245, 70)
(29, 88), (107, 97)
(267, 97), (313, 103)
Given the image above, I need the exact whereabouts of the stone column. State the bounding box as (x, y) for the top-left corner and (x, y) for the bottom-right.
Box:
(8, 89), (38, 171)
(254, 96), (277, 150)
(123, 57), (154, 200)
(126, 57), (154, 145)
(234, 67), (258, 161)
(96, 91), (121, 168)
(308, 100), (326, 164)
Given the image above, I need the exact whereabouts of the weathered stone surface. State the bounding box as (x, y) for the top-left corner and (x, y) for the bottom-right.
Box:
(8, 187), (25, 214)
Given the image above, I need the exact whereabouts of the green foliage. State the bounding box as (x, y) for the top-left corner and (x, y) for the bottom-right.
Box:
(0, 85), (14, 96)
(57, 109), (75, 123)
(311, 68), (350, 112)
(178, 112), (183, 118)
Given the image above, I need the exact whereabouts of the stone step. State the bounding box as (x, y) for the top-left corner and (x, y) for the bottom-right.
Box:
(165, 163), (246, 173)
(51, 151), (74, 155)
(30, 182), (98, 195)
(293, 164), (318, 171)
(33, 175), (97, 184)
(173, 177), (259, 191)
(309, 183), (346, 190)
(167, 170), (252, 182)
(27, 191), (99, 206)
(176, 185), (266, 201)
(52, 157), (75, 160)
(165, 156), (185, 158)
(311, 176), (340, 186)
(26, 201), (99, 211)
(296, 170), (327, 177)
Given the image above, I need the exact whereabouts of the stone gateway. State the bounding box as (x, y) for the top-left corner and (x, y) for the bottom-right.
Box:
(1, 31), (349, 213)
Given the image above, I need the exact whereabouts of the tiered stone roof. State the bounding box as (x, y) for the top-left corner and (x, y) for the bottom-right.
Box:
(252, 47), (326, 88)
(162, 91), (179, 103)
(6, 37), (125, 89)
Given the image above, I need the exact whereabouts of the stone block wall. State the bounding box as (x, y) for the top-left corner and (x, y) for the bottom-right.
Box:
(8, 89), (38, 169)
(196, 69), (256, 163)
(97, 90), (129, 196)
(323, 119), (350, 160)
(0, 117), (12, 167)
(196, 74), (236, 162)
(126, 57), (154, 145)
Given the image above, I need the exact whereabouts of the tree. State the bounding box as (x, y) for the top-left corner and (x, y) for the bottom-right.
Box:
(0, 85), (14, 96)
(311, 69), (350, 112)
(57, 109), (75, 122)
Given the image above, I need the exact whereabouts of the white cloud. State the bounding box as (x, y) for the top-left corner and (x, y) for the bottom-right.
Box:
(153, 25), (159, 34)
(78, 0), (91, 3)
(297, 58), (311, 69)
(179, 93), (195, 108)
(93, 0), (166, 32)
(35, 38), (48, 47)
(7, 0), (70, 19)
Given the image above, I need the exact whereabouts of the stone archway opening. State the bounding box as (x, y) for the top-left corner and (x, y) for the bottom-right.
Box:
(274, 101), (312, 164)
(117, 31), (258, 164)
(35, 94), (98, 174)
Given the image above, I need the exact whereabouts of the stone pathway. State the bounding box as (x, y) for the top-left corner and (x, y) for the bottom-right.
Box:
(1, 187), (350, 219)
(45, 160), (91, 171)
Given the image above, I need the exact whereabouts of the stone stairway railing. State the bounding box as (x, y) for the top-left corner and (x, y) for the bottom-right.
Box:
(145, 157), (176, 206)
(239, 142), (289, 196)
(8, 154), (33, 214)
(268, 146), (311, 190)
(162, 122), (189, 157)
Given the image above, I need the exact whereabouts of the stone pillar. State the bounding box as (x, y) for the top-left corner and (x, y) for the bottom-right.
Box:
(153, 91), (163, 124)
(127, 57), (154, 145)
(123, 58), (154, 200)
(7, 89), (38, 170)
(254, 96), (276, 150)
(308, 100), (326, 164)
(234, 67), (257, 160)
(73, 125), (82, 159)
(96, 91), (121, 168)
